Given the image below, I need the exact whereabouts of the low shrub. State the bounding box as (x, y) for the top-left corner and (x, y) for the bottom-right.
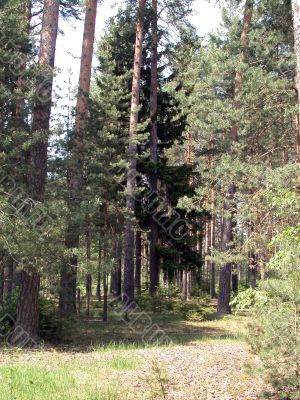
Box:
(0, 292), (72, 342)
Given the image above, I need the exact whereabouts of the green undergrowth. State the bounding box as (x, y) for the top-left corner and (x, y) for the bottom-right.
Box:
(0, 313), (252, 400)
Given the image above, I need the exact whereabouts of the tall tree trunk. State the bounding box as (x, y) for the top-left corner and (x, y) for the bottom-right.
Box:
(96, 272), (101, 300)
(196, 217), (203, 289)
(103, 270), (108, 322)
(204, 216), (210, 287)
(29, 0), (59, 200)
(14, 0), (59, 342)
(218, 188), (235, 315)
(76, 288), (81, 315)
(232, 266), (238, 293)
(135, 230), (142, 294)
(3, 258), (15, 300)
(149, 0), (159, 295)
(15, 0), (31, 127)
(85, 273), (92, 315)
(96, 237), (102, 300)
(111, 234), (122, 298)
(217, 0), (253, 315)
(60, 0), (97, 314)
(123, 0), (146, 307)
(210, 190), (216, 298)
(249, 252), (257, 289)
(292, 0), (300, 160)
(9, 270), (40, 346)
(182, 269), (187, 300)
(0, 254), (4, 306)
(116, 237), (122, 297)
(259, 252), (267, 281)
(187, 270), (192, 301)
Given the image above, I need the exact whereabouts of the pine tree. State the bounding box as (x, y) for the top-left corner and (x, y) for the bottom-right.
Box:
(59, 0), (97, 315)
(149, 0), (159, 295)
(217, 0), (254, 315)
(29, 0), (59, 200)
(123, 0), (146, 307)
(13, 0), (60, 342)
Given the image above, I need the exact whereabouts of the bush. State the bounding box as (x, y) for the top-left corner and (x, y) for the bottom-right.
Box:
(230, 288), (269, 313)
(0, 293), (71, 342)
(39, 297), (72, 341)
(245, 221), (300, 399)
(247, 280), (300, 399)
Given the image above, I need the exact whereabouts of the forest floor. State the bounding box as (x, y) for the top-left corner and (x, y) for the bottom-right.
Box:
(0, 301), (277, 400)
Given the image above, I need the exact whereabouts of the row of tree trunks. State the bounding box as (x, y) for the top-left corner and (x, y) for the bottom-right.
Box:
(111, 235), (122, 298)
(123, 0), (147, 307)
(59, 0), (97, 314)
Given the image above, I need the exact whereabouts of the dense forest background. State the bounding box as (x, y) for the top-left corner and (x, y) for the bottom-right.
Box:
(0, 0), (299, 398)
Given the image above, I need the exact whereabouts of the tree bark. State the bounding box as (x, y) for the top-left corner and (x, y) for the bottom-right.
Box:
(111, 235), (122, 298)
(10, 270), (40, 346)
(187, 270), (192, 301)
(103, 270), (108, 322)
(217, 186), (235, 315)
(217, 0), (253, 315)
(76, 288), (81, 315)
(15, 0), (31, 127)
(210, 189), (216, 298)
(29, 0), (59, 200)
(96, 237), (102, 300)
(149, 0), (159, 295)
(3, 258), (15, 300)
(182, 269), (187, 300)
(0, 256), (4, 306)
(135, 230), (142, 294)
(249, 252), (257, 289)
(15, 0), (59, 341)
(96, 272), (101, 300)
(116, 237), (122, 297)
(232, 267), (238, 293)
(60, 0), (97, 314)
(204, 216), (210, 287)
(123, 0), (146, 307)
(86, 273), (92, 315)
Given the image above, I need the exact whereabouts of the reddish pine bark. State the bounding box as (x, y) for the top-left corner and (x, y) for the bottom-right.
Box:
(29, 0), (59, 201)
(123, 0), (146, 307)
(14, 0), (59, 343)
(15, 0), (31, 127)
(10, 270), (40, 345)
(60, 0), (97, 314)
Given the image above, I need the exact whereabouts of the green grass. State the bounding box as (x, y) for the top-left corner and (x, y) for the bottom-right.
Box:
(106, 355), (141, 370)
(0, 298), (253, 400)
(0, 351), (139, 400)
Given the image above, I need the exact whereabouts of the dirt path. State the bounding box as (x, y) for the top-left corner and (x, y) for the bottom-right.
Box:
(0, 315), (276, 400)
(127, 340), (274, 400)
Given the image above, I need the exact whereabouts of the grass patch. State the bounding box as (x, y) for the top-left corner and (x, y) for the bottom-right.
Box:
(106, 355), (141, 370)
(0, 352), (139, 399)
(0, 300), (256, 400)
